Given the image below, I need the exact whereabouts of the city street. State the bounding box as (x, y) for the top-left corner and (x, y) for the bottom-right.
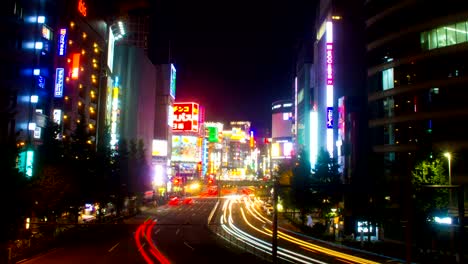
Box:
(18, 197), (269, 264)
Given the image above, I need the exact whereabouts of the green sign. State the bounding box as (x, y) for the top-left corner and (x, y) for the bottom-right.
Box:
(207, 127), (218, 143)
(170, 64), (176, 99)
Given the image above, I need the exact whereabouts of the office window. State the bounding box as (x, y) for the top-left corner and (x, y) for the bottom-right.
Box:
(422, 20), (468, 50)
(446, 26), (456, 45)
(437, 27), (447, 48)
(383, 97), (395, 117)
(456, 22), (468, 43)
(382, 68), (394, 90)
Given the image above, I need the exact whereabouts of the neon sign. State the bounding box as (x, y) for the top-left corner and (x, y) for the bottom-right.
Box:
(326, 107), (333, 129)
(58, 29), (67, 56)
(326, 43), (333, 85)
(173, 102), (199, 132)
(54, 68), (64, 97)
(170, 64), (176, 99)
(71, 53), (80, 79)
(37, 75), (45, 89)
(78, 0), (87, 17)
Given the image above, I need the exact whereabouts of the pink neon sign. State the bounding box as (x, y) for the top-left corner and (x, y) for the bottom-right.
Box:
(326, 43), (333, 85)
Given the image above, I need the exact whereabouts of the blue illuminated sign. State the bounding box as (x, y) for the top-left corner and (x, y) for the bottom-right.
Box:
(326, 107), (333, 129)
(37, 76), (45, 89)
(54, 68), (64, 97)
(58, 28), (67, 56)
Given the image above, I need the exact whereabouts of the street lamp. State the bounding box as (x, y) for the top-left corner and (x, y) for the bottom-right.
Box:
(444, 152), (452, 206)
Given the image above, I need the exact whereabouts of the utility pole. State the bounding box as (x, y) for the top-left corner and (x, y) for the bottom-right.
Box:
(272, 174), (278, 263)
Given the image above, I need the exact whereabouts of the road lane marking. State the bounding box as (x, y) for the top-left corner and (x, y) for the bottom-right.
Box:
(108, 242), (120, 253)
(184, 242), (194, 250)
(137, 242), (146, 252)
(176, 228), (180, 235)
(17, 248), (63, 263)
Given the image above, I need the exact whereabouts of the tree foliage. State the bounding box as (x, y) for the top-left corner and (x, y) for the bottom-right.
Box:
(311, 148), (342, 218)
(290, 150), (313, 224)
(411, 157), (448, 216)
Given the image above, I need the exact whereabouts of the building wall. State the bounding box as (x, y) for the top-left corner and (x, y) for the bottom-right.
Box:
(113, 45), (156, 161)
(0, 0), (57, 147)
(366, 1), (468, 237)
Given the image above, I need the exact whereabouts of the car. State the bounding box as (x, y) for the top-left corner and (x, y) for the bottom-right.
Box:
(264, 205), (274, 215)
(182, 197), (194, 205)
(168, 197), (180, 206)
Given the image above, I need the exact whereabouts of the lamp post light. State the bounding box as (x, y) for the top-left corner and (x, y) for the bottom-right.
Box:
(444, 152), (452, 206)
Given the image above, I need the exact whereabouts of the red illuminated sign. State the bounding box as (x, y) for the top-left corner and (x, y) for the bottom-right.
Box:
(78, 0), (87, 17)
(173, 102), (199, 132)
(71, 53), (80, 79)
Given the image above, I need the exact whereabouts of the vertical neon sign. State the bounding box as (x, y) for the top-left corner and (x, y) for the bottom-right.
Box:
(58, 29), (67, 56)
(325, 21), (334, 156)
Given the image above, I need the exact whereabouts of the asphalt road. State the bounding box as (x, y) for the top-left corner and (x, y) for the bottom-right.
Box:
(18, 197), (269, 264)
(150, 197), (269, 264)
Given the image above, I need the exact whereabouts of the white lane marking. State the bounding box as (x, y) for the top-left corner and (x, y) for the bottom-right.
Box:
(184, 241), (194, 250)
(176, 228), (180, 235)
(108, 242), (120, 253)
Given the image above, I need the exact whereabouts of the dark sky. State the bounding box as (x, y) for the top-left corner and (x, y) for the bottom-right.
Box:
(150, 1), (316, 137)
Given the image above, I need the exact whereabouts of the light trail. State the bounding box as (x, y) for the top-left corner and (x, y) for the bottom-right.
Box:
(134, 219), (171, 264)
(218, 195), (384, 264)
(218, 196), (328, 264)
(243, 196), (382, 264)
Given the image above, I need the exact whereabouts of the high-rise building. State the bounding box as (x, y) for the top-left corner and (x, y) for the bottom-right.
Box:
(293, 0), (367, 236)
(1, 0), (60, 177)
(366, 0), (468, 239)
(53, 0), (109, 150)
(294, 39), (315, 156)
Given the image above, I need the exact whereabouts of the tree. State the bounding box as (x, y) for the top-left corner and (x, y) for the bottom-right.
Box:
(31, 120), (71, 220)
(290, 149), (313, 225)
(313, 148), (341, 184)
(276, 158), (295, 217)
(311, 148), (343, 221)
(0, 139), (29, 248)
(411, 157), (448, 216)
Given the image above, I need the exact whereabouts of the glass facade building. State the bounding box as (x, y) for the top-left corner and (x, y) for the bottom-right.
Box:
(366, 0), (468, 234)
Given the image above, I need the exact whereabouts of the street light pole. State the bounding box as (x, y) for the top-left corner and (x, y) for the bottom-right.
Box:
(269, 142), (278, 263)
(444, 152), (452, 206)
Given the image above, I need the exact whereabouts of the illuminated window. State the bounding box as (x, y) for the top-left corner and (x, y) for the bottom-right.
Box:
(421, 20), (468, 50)
(382, 68), (394, 90)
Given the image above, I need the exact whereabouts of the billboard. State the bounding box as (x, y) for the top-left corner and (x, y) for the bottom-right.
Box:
(272, 112), (292, 138)
(173, 102), (199, 132)
(271, 141), (294, 159)
(152, 139), (168, 157)
(172, 135), (200, 162)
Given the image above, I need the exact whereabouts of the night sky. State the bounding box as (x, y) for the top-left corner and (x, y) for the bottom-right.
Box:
(149, 1), (317, 137)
